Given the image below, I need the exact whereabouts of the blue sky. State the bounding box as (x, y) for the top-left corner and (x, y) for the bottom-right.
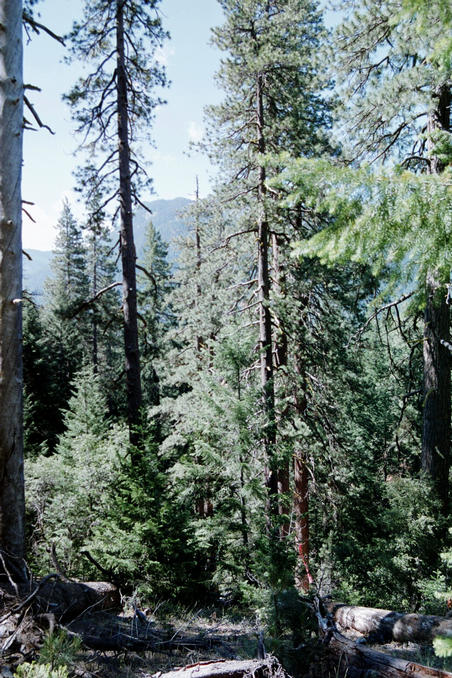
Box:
(22, 0), (224, 250)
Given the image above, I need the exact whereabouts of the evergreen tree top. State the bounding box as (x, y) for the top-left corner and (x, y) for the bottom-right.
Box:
(331, 0), (452, 164)
(203, 0), (331, 188)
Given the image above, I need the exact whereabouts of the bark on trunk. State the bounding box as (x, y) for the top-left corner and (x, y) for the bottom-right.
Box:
(331, 603), (452, 644)
(322, 629), (452, 678)
(293, 365), (311, 592)
(294, 449), (310, 591)
(421, 84), (451, 515)
(0, 0), (26, 584)
(272, 233), (290, 536)
(256, 74), (277, 512)
(116, 0), (142, 447)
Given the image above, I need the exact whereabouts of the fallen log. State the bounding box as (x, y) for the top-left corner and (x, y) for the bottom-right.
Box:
(65, 611), (236, 654)
(33, 578), (120, 622)
(0, 577), (120, 658)
(153, 657), (290, 678)
(321, 628), (452, 678)
(330, 603), (452, 643)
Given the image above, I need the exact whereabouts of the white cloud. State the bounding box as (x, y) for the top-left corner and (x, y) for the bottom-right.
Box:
(187, 121), (204, 143)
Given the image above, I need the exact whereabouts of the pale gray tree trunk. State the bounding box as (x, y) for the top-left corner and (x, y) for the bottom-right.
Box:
(0, 0), (26, 582)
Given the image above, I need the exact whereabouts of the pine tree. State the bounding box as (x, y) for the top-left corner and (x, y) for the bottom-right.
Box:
(80, 186), (124, 413)
(204, 0), (329, 532)
(328, 0), (451, 512)
(65, 0), (168, 445)
(26, 366), (127, 578)
(82, 191), (120, 372)
(137, 220), (173, 408)
(23, 301), (57, 456)
(42, 200), (90, 429)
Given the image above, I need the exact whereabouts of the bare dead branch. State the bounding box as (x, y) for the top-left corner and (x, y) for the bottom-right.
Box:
(23, 95), (55, 134)
(22, 11), (65, 45)
(354, 292), (414, 342)
(136, 264), (158, 293)
(228, 278), (258, 290)
(72, 282), (122, 316)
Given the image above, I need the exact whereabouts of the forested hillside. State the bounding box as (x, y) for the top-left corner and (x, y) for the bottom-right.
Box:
(22, 197), (191, 294)
(0, 0), (451, 675)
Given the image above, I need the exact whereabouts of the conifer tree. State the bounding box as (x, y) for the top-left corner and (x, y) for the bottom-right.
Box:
(205, 0), (329, 529)
(82, 193), (120, 372)
(65, 0), (168, 445)
(138, 220), (173, 408)
(43, 200), (90, 428)
(311, 0), (451, 512)
(26, 366), (127, 577)
(23, 301), (57, 455)
(79, 187), (124, 414)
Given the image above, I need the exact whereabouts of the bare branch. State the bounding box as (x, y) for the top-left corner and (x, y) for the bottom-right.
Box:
(354, 292), (414, 342)
(228, 278), (258, 290)
(136, 264), (158, 292)
(22, 11), (65, 45)
(72, 282), (122, 316)
(23, 95), (55, 134)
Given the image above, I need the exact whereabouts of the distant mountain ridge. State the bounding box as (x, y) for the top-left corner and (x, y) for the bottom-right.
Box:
(23, 197), (192, 296)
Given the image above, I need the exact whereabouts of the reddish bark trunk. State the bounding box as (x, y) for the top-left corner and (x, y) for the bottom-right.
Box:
(294, 449), (311, 591)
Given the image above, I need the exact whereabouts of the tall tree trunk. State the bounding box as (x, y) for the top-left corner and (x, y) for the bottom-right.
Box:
(272, 233), (290, 535)
(0, 0), (26, 583)
(195, 176), (203, 359)
(116, 0), (142, 446)
(256, 74), (277, 513)
(421, 85), (451, 515)
(92, 236), (99, 372)
(293, 372), (311, 592)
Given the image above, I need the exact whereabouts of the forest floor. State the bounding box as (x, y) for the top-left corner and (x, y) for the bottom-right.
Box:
(6, 599), (452, 678)
(68, 609), (260, 678)
(3, 605), (311, 678)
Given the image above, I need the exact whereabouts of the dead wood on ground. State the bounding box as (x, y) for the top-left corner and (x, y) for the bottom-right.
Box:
(65, 611), (237, 655)
(153, 657), (290, 678)
(328, 603), (452, 644)
(322, 628), (452, 678)
(315, 599), (452, 678)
